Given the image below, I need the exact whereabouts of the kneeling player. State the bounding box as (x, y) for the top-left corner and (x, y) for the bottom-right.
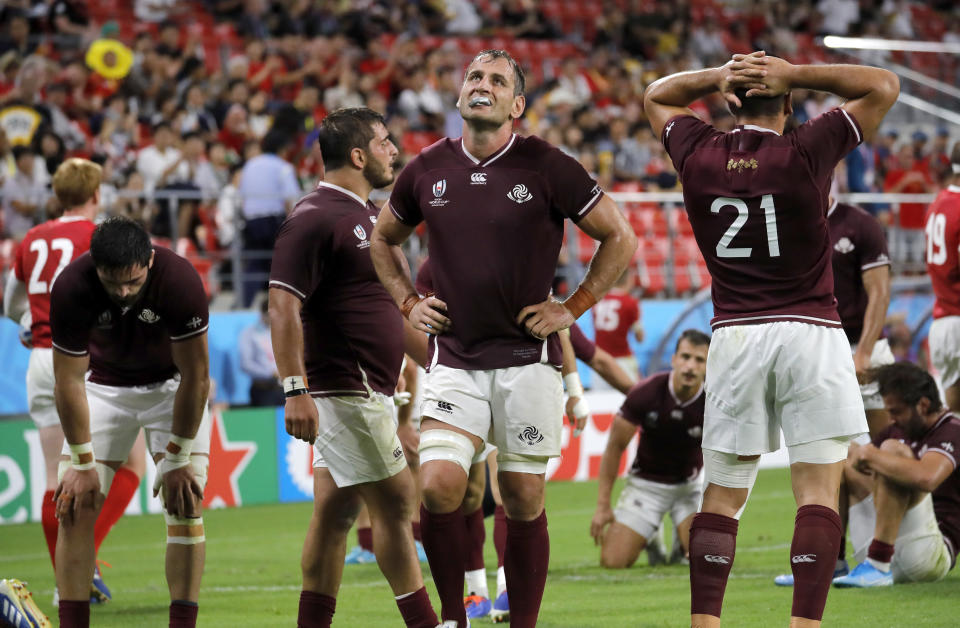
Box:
(832, 363), (959, 587)
(51, 217), (211, 628)
(591, 329), (709, 568)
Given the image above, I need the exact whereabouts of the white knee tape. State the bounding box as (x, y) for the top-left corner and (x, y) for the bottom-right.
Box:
(787, 437), (852, 465)
(165, 512), (205, 545)
(496, 451), (549, 475)
(418, 430), (475, 476)
(702, 449), (759, 520)
(57, 460), (115, 496)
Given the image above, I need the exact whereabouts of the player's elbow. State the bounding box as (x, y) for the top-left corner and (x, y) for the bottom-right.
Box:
(875, 70), (900, 104)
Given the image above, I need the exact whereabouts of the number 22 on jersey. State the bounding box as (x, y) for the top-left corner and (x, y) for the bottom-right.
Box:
(27, 237), (75, 295)
(712, 195), (780, 258)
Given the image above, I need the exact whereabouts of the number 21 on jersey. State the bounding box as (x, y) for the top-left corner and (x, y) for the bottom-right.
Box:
(712, 195), (780, 258)
(926, 212), (947, 266)
(27, 237), (75, 295)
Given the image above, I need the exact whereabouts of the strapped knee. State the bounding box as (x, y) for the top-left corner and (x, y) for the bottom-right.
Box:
(702, 449), (759, 520)
(418, 430), (475, 476)
(163, 454), (208, 545)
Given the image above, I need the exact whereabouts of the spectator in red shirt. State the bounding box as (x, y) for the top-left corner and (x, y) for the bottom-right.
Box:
(883, 144), (934, 269)
(592, 268), (644, 385)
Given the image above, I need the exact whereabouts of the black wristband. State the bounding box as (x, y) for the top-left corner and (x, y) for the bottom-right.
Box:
(284, 388), (309, 398)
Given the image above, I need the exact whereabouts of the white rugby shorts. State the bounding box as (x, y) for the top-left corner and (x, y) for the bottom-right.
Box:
(849, 494), (953, 582)
(421, 363), (564, 461)
(704, 322), (867, 455)
(68, 376), (212, 461)
(311, 392), (407, 487)
(26, 348), (58, 429)
(613, 472), (703, 540)
(930, 316), (960, 390)
(853, 338), (896, 410)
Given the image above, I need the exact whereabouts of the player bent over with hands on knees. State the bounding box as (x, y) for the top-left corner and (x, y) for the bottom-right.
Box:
(830, 362), (960, 588)
(643, 50), (899, 627)
(50, 216), (212, 628)
(591, 329), (709, 569)
(3, 158), (149, 606)
(268, 107), (439, 628)
(370, 48), (637, 627)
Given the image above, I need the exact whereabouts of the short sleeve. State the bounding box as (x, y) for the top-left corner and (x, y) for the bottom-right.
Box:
(927, 419), (960, 469)
(13, 239), (25, 281)
(541, 147), (603, 222)
(49, 264), (93, 356)
(569, 323), (596, 362)
(269, 211), (332, 300)
(792, 108), (863, 185)
(857, 212), (891, 271)
(388, 160), (423, 226)
(280, 163), (301, 202)
(662, 114), (721, 176)
(164, 256), (210, 341)
(618, 379), (653, 426)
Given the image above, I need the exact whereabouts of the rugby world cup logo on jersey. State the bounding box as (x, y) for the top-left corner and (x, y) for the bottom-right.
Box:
(518, 425), (544, 446)
(138, 308), (160, 324)
(507, 184), (532, 204)
(429, 179), (450, 207)
(354, 224), (371, 249)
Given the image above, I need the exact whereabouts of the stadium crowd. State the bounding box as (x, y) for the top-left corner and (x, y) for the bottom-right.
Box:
(0, 0), (959, 302)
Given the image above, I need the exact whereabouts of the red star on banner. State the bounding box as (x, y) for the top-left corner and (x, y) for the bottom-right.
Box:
(203, 411), (257, 508)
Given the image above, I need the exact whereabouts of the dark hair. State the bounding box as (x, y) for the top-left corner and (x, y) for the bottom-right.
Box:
(152, 121), (172, 134)
(873, 362), (942, 412)
(470, 49), (525, 96)
(316, 107), (386, 171)
(951, 140), (960, 168)
(11, 145), (33, 160)
(675, 328), (711, 352)
(261, 128), (292, 155)
(728, 90), (785, 118)
(90, 216), (153, 271)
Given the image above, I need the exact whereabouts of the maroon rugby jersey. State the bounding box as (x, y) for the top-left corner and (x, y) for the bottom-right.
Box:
(270, 182), (403, 397)
(925, 186), (960, 319)
(873, 412), (960, 565)
(50, 246), (209, 386)
(389, 134), (604, 370)
(827, 200), (890, 344)
(619, 371), (704, 484)
(663, 109), (863, 329)
(14, 216), (95, 348)
(569, 321), (597, 363)
(415, 257), (434, 295)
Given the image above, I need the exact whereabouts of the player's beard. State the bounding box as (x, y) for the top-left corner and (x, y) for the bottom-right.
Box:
(363, 157), (394, 189)
(903, 409), (929, 440)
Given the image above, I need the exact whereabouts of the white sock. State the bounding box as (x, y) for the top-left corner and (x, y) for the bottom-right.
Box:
(496, 566), (507, 597)
(866, 557), (891, 573)
(465, 568), (488, 598)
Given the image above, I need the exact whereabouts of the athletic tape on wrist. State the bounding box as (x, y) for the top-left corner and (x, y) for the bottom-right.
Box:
(400, 294), (423, 319)
(69, 442), (96, 471)
(561, 286), (597, 319)
(282, 375), (307, 394)
(167, 434), (194, 460)
(563, 373), (584, 398)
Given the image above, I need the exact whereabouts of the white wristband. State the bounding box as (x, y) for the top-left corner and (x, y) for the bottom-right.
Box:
(69, 442), (96, 471)
(166, 435), (194, 462)
(563, 372), (584, 398)
(282, 375), (307, 394)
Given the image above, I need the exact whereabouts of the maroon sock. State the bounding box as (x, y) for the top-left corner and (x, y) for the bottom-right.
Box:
(790, 505), (842, 621)
(867, 539), (895, 564)
(493, 504), (507, 567)
(420, 505), (467, 625)
(411, 520), (422, 542)
(298, 591), (335, 628)
(689, 512), (738, 618)
(395, 586), (439, 628)
(464, 507), (486, 571)
(169, 600), (198, 628)
(357, 526), (374, 552)
(504, 511), (549, 628)
(58, 599), (90, 628)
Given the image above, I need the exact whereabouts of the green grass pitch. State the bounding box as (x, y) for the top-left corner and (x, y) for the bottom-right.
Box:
(2, 467), (957, 626)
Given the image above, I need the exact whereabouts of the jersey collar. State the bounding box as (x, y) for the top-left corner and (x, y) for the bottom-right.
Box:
(827, 198), (839, 217)
(733, 124), (781, 136)
(949, 185), (960, 194)
(668, 372), (704, 407)
(315, 181), (367, 208)
(460, 134), (517, 167)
